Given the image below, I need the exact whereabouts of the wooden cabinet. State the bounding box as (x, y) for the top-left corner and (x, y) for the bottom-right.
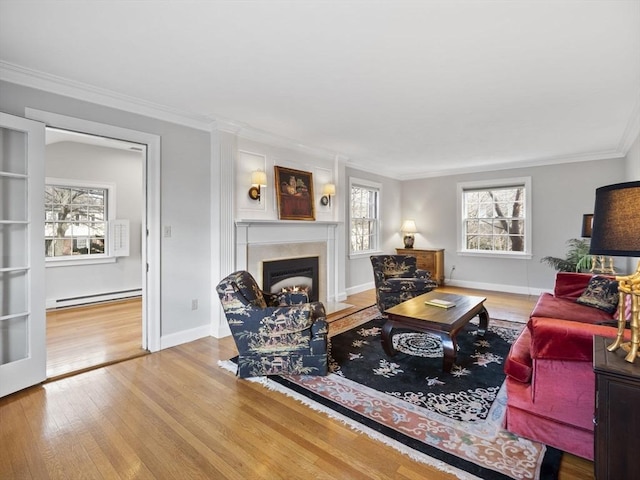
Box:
(396, 248), (444, 286)
(593, 335), (640, 480)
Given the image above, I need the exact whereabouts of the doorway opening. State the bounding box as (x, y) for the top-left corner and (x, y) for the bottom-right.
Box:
(43, 127), (148, 380)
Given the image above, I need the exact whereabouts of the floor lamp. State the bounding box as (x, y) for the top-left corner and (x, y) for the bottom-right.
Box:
(589, 181), (640, 363)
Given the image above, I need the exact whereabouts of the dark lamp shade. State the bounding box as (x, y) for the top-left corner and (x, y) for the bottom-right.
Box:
(581, 214), (593, 238)
(589, 181), (640, 257)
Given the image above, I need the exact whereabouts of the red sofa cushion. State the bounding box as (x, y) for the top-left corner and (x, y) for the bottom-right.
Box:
(530, 293), (615, 325)
(529, 317), (627, 362)
(504, 328), (533, 383)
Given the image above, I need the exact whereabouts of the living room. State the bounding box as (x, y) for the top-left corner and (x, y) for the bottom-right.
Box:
(1, 1), (639, 477)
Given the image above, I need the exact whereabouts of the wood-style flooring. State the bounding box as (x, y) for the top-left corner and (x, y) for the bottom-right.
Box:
(46, 297), (146, 381)
(2, 287), (593, 479)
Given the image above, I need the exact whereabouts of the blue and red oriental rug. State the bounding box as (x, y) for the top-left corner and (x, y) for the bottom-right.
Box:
(220, 306), (561, 480)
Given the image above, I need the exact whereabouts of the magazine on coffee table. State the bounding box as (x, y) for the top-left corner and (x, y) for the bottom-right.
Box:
(424, 298), (456, 309)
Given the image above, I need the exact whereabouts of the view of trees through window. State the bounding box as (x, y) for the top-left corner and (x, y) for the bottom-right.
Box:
(463, 185), (525, 252)
(45, 184), (107, 258)
(350, 183), (379, 253)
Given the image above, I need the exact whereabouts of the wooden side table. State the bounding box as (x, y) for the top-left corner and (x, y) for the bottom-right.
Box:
(593, 335), (640, 480)
(396, 248), (444, 286)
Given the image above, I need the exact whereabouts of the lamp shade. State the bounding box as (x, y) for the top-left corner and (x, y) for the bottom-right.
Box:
(581, 214), (593, 238)
(589, 181), (640, 257)
(401, 220), (417, 233)
(251, 170), (267, 186)
(323, 183), (336, 196)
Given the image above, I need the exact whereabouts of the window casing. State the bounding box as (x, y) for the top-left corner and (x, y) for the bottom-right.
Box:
(349, 178), (381, 256)
(457, 177), (532, 258)
(45, 178), (116, 265)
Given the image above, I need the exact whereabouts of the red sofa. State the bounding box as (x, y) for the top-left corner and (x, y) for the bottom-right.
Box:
(504, 272), (627, 460)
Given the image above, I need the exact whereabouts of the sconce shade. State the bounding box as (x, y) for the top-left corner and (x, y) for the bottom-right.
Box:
(589, 181), (640, 257)
(401, 220), (417, 233)
(581, 214), (593, 238)
(251, 170), (267, 186)
(323, 183), (336, 196)
(320, 183), (336, 206)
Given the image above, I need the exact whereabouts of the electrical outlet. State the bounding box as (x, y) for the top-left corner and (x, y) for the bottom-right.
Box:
(163, 226), (172, 238)
(452, 265), (456, 271)
(191, 299), (198, 310)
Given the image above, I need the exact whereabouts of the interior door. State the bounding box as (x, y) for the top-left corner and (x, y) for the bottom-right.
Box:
(0, 112), (46, 397)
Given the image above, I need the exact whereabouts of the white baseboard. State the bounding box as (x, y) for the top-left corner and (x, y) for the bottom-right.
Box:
(346, 281), (375, 297)
(160, 324), (212, 350)
(46, 289), (142, 309)
(444, 279), (548, 297)
(211, 313), (231, 339)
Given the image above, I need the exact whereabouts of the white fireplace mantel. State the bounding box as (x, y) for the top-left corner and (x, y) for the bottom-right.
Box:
(235, 220), (342, 305)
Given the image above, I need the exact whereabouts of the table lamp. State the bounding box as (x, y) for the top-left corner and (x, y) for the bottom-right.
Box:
(589, 181), (640, 362)
(401, 220), (417, 248)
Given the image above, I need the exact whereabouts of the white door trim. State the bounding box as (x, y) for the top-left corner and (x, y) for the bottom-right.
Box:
(25, 108), (161, 352)
(0, 112), (46, 397)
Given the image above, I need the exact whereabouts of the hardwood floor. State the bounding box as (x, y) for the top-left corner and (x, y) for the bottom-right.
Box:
(1, 287), (594, 479)
(46, 297), (146, 380)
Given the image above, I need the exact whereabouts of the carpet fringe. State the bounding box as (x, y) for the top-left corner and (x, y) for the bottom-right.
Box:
(218, 360), (482, 480)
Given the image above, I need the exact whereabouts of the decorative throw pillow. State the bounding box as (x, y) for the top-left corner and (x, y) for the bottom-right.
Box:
(576, 276), (619, 314)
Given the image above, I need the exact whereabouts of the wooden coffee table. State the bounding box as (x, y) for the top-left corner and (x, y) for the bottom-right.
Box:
(382, 291), (489, 372)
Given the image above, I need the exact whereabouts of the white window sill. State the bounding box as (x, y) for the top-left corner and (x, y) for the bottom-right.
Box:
(457, 250), (533, 260)
(349, 250), (383, 260)
(46, 256), (117, 268)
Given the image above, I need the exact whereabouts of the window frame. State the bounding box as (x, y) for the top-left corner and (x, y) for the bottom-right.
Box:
(456, 177), (532, 259)
(45, 177), (117, 267)
(348, 177), (382, 259)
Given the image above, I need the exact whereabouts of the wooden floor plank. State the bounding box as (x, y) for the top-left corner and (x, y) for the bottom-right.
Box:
(46, 297), (146, 379)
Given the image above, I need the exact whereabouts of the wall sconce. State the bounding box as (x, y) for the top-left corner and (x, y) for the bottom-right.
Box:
(248, 170), (267, 202)
(401, 219), (417, 248)
(320, 183), (336, 206)
(589, 181), (640, 362)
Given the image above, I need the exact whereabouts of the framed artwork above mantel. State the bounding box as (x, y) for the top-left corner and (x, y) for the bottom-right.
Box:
(274, 166), (316, 221)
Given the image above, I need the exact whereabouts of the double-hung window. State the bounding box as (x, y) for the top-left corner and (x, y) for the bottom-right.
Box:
(349, 178), (381, 256)
(45, 178), (115, 265)
(458, 177), (532, 258)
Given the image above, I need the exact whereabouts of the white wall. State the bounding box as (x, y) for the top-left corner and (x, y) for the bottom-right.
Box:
(0, 80), (213, 341)
(344, 167), (402, 294)
(626, 131), (640, 180)
(45, 141), (143, 306)
(624, 130), (640, 273)
(2, 78), (637, 344)
(235, 137), (338, 223)
(399, 158), (627, 293)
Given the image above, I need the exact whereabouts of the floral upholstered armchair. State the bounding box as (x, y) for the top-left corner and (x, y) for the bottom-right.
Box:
(216, 270), (329, 378)
(370, 255), (438, 314)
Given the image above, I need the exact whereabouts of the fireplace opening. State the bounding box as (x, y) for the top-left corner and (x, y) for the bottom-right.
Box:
(262, 256), (319, 303)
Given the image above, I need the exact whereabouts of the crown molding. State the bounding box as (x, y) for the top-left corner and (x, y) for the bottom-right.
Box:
(349, 148), (627, 181)
(618, 95), (640, 154)
(0, 61), (351, 161)
(0, 61), (212, 131)
(212, 117), (345, 162)
(3, 60), (633, 177)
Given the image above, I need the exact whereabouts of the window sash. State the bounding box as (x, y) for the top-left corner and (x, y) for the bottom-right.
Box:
(458, 178), (531, 256)
(350, 181), (380, 254)
(44, 180), (111, 259)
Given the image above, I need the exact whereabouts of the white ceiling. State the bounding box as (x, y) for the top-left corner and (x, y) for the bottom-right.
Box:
(1, 0), (639, 179)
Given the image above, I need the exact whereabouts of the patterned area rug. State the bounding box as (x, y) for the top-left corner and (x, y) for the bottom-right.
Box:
(220, 307), (561, 480)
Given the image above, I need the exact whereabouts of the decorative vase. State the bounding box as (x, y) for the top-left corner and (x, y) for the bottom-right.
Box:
(403, 235), (414, 248)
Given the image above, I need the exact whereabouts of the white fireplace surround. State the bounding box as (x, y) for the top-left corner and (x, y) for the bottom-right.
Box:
(235, 220), (339, 306)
